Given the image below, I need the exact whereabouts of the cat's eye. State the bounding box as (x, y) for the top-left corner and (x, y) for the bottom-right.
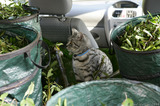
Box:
(73, 42), (79, 47)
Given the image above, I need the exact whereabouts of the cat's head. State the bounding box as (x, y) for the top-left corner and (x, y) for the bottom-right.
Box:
(66, 28), (92, 55)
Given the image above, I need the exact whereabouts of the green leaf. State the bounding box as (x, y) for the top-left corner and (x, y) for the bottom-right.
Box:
(126, 38), (132, 47)
(42, 72), (47, 77)
(99, 100), (106, 106)
(0, 93), (8, 100)
(96, 76), (100, 80)
(145, 45), (153, 51)
(56, 98), (61, 106)
(16, 36), (22, 41)
(58, 98), (61, 106)
(44, 85), (48, 89)
(0, 31), (5, 37)
(47, 68), (53, 78)
(154, 41), (160, 46)
(56, 43), (63, 47)
(0, 102), (11, 106)
(20, 99), (26, 106)
(50, 61), (58, 68)
(135, 35), (144, 40)
(143, 29), (152, 37)
(24, 82), (34, 98)
(25, 98), (35, 106)
(125, 25), (130, 32)
(51, 85), (61, 92)
(8, 2), (14, 7)
(147, 11), (154, 19)
(64, 99), (67, 106)
(121, 46), (130, 50)
(20, 98), (35, 106)
(122, 98), (134, 106)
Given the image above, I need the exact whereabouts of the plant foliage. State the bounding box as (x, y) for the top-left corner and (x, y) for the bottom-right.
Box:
(0, 82), (35, 106)
(0, 0), (31, 20)
(118, 13), (160, 51)
(0, 30), (29, 54)
(42, 39), (63, 106)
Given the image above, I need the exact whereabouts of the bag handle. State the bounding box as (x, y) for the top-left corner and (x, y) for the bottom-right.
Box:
(26, 40), (51, 69)
(22, 4), (40, 13)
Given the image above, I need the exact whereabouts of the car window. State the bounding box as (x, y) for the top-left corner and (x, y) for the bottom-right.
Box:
(1, 0), (28, 4)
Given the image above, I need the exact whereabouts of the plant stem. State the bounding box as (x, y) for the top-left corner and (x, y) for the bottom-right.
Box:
(47, 78), (51, 101)
(55, 49), (69, 87)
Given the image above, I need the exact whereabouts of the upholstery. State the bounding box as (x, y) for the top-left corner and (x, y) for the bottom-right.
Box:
(29, 0), (72, 15)
(143, 0), (160, 14)
(29, 0), (99, 48)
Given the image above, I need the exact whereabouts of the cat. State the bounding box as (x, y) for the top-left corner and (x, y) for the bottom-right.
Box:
(66, 28), (113, 82)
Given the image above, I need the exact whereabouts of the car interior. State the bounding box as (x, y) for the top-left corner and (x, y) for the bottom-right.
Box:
(27, 0), (160, 49)
(1, 0), (160, 105)
(28, 0), (160, 84)
(28, 0), (150, 49)
(29, 0), (98, 49)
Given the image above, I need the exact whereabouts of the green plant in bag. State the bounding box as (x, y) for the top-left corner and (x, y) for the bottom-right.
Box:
(118, 13), (160, 51)
(0, 30), (29, 54)
(0, 0), (32, 20)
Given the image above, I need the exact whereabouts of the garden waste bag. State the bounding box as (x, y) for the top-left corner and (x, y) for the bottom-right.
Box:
(111, 13), (160, 86)
(0, 25), (50, 106)
(0, 5), (41, 34)
(47, 79), (160, 106)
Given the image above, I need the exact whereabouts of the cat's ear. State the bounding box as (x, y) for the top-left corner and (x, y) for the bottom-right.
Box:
(72, 28), (84, 40)
(72, 28), (79, 35)
(78, 33), (84, 41)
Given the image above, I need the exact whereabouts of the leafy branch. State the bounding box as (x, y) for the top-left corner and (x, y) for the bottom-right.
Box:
(42, 39), (64, 106)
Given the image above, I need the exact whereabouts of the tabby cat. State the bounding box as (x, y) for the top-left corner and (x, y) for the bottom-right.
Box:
(66, 28), (113, 82)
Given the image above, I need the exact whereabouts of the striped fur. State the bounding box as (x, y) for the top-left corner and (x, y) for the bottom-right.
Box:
(66, 28), (113, 82)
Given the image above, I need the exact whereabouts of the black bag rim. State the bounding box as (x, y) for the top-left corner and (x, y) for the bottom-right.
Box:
(0, 28), (40, 60)
(111, 13), (160, 55)
(0, 5), (39, 23)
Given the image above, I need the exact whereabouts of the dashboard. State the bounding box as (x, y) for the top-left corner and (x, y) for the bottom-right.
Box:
(66, 0), (143, 47)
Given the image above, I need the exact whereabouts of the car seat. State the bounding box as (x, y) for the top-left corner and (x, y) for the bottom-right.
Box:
(29, 0), (98, 48)
(143, 0), (160, 14)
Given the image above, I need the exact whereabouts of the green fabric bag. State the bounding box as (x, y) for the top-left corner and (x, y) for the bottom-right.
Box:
(0, 6), (49, 105)
(0, 5), (41, 33)
(111, 14), (160, 86)
(47, 79), (160, 106)
(0, 26), (50, 106)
